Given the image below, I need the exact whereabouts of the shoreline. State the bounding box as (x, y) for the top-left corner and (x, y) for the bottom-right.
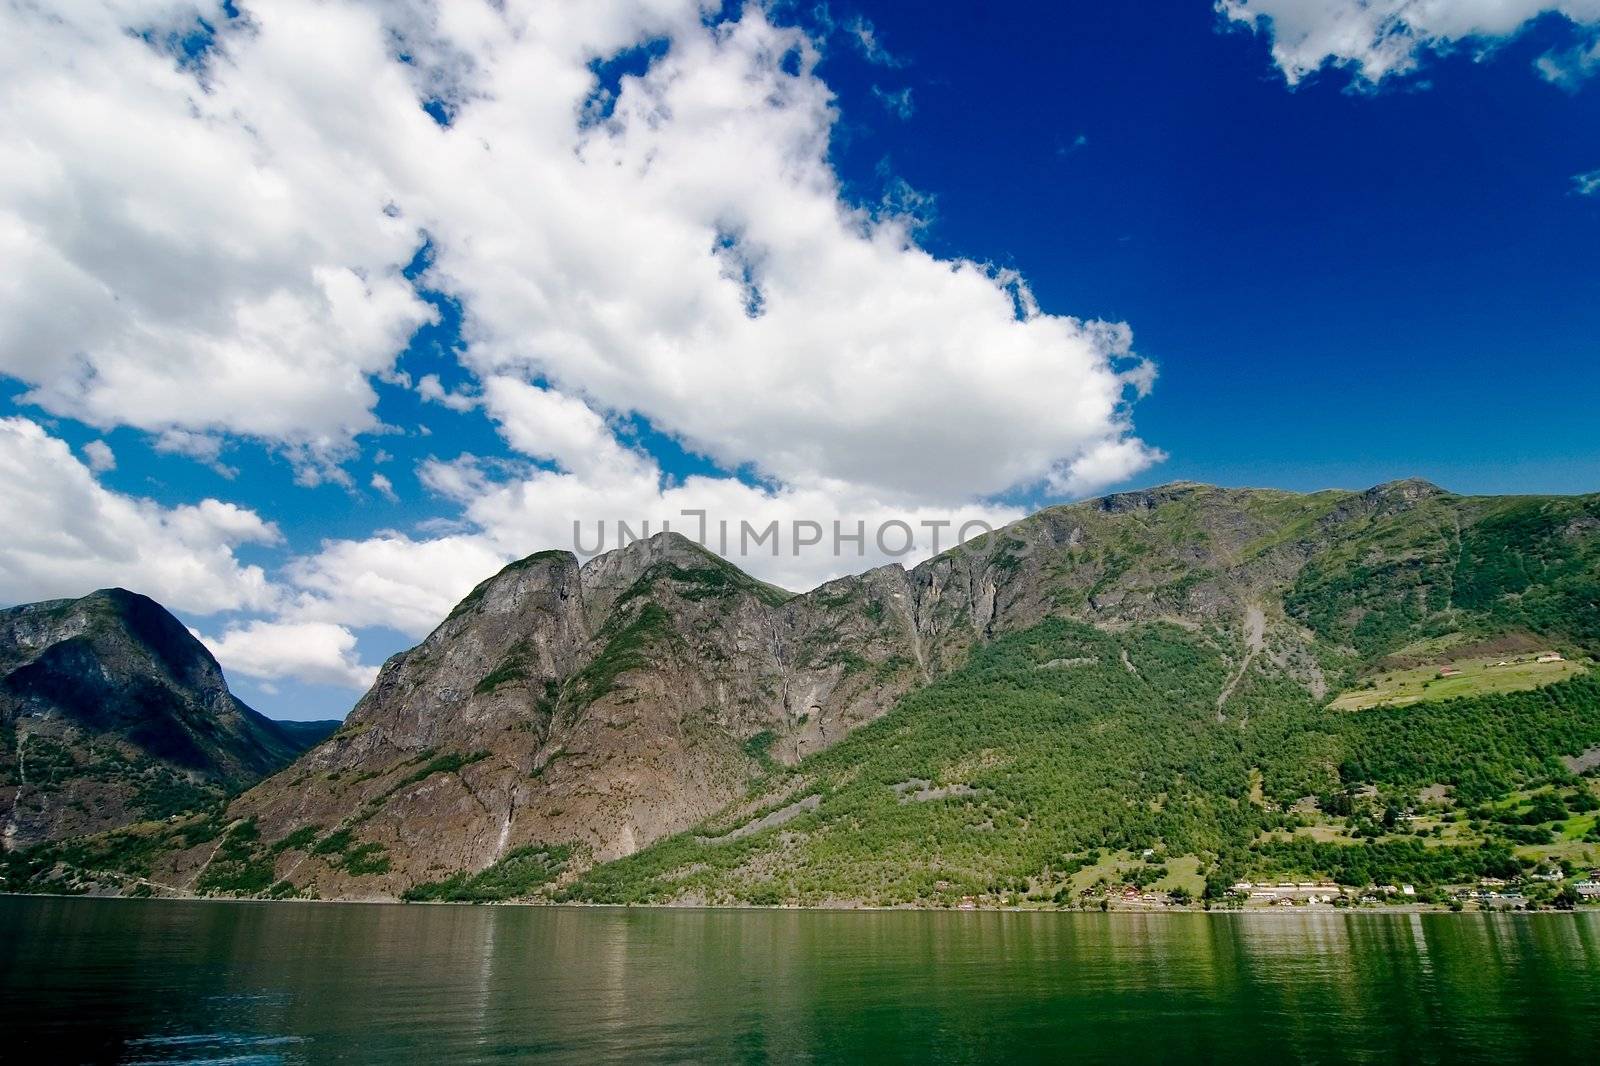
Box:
(3, 891), (1594, 916)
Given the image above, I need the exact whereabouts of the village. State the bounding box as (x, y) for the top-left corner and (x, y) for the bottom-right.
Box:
(1438, 650), (1565, 679)
(935, 866), (1600, 913)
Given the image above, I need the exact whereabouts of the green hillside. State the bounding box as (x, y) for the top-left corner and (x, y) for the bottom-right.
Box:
(562, 619), (1600, 907)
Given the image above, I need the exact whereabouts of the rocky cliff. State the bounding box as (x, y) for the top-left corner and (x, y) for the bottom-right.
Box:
(0, 589), (317, 846)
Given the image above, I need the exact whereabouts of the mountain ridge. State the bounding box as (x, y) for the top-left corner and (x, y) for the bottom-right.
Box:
(4, 480), (1598, 904)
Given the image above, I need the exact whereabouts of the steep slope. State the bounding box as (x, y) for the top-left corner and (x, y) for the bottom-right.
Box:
(0, 589), (310, 846)
(9, 481), (1598, 902)
(208, 535), (936, 897)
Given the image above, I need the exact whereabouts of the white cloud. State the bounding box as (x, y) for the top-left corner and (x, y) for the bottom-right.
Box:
(283, 531), (510, 637)
(1, 1), (1159, 503)
(0, 0), (436, 464)
(420, 8), (1157, 504)
(202, 620), (379, 690)
(416, 373), (478, 413)
(153, 428), (240, 478)
(82, 439), (116, 472)
(1575, 168), (1600, 194)
(1219, 0), (1600, 86)
(1048, 438), (1169, 497)
(480, 377), (654, 484)
(0, 417), (279, 614)
(370, 472), (398, 501)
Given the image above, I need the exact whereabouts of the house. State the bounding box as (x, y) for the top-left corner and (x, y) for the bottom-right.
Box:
(1537, 652), (1564, 663)
(1401, 884), (1415, 896)
(1574, 881), (1600, 899)
(1437, 667), (1462, 678)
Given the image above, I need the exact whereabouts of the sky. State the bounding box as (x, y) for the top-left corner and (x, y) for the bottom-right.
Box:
(1, 0), (1597, 721)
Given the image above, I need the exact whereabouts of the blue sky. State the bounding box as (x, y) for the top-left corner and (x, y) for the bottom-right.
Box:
(813, 2), (1600, 495)
(1, 1), (1597, 720)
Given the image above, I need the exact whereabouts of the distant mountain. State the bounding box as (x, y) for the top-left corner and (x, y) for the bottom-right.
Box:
(270, 719), (342, 750)
(6, 483), (1600, 904)
(0, 589), (326, 847)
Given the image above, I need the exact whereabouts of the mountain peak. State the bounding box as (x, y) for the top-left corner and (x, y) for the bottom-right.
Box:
(1092, 480), (1213, 513)
(1363, 477), (1447, 505)
(1, 588), (314, 846)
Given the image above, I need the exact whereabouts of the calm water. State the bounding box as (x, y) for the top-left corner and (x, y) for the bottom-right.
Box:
(2, 898), (1598, 1064)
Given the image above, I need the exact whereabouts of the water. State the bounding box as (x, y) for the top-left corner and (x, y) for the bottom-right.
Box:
(2, 898), (1597, 1064)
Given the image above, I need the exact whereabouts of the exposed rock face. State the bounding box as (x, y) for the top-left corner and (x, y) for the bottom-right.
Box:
(228, 536), (940, 896)
(0, 589), (311, 846)
(143, 480), (1600, 899)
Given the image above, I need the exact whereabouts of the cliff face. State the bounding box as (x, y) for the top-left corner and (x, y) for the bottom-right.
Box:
(224, 535), (945, 896)
(0, 589), (307, 846)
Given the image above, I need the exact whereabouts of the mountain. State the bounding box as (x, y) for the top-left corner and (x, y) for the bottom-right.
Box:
(0, 589), (323, 848)
(270, 719), (342, 750)
(6, 482), (1599, 904)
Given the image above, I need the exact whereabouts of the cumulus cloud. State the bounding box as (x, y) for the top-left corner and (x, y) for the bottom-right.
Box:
(0, 418), (279, 614)
(1575, 169), (1600, 195)
(283, 532), (510, 637)
(0, 0), (436, 464)
(202, 620), (379, 690)
(421, 9), (1156, 503)
(480, 378), (653, 483)
(82, 440), (115, 473)
(1218, 0), (1600, 86)
(153, 428), (239, 478)
(370, 472), (398, 501)
(2, 0), (1156, 504)
(416, 373), (478, 413)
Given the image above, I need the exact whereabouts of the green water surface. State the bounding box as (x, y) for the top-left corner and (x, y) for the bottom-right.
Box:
(1, 897), (1597, 1063)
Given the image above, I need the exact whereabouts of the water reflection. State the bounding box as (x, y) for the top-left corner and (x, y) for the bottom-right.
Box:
(1, 899), (1596, 1064)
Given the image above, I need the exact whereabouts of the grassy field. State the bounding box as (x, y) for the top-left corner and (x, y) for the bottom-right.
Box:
(1330, 654), (1587, 710)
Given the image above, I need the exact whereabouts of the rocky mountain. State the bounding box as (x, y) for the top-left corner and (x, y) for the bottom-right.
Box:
(5, 481), (1599, 903)
(0, 589), (327, 847)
